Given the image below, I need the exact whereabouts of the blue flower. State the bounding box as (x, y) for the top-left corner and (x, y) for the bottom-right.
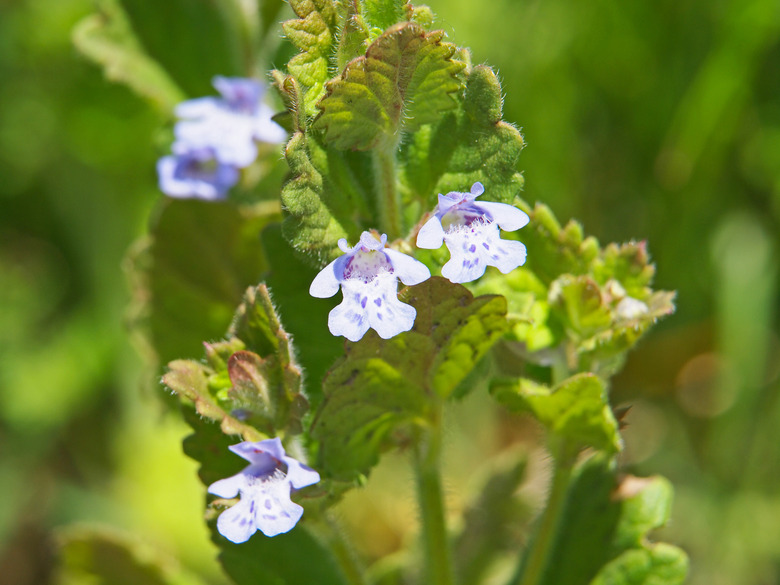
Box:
(310, 232), (431, 341)
(157, 144), (239, 200)
(416, 182), (530, 283)
(174, 76), (286, 168)
(208, 438), (320, 542)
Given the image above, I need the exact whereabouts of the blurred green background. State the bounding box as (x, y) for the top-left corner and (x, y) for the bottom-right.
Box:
(0, 0), (778, 584)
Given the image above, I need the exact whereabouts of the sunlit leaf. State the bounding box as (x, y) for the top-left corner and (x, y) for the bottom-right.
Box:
(491, 373), (621, 453)
(313, 277), (508, 480)
(314, 23), (464, 150)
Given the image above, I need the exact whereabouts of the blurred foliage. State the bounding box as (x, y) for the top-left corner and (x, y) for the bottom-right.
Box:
(0, 0), (778, 584)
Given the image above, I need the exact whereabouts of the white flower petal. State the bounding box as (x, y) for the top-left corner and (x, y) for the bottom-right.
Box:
(364, 273), (417, 339)
(253, 104), (287, 144)
(416, 216), (446, 249)
(216, 497), (258, 543)
(474, 201), (530, 231)
(175, 97), (223, 119)
(252, 481), (304, 538)
(327, 286), (372, 341)
(384, 249), (431, 286)
(310, 259), (342, 298)
(283, 458), (321, 489)
(208, 473), (245, 498)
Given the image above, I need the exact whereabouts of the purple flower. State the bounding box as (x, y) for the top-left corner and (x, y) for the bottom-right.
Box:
(174, 76), (287, 168)
(208, 438), (320, 542)
(157, 144), (239, 200)
(309, 232), (431, 341)
(416, 182), (529, 283)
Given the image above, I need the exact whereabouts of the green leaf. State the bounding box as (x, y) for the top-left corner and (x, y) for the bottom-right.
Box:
(163, 359), (264, 441)
(400, 64), (525, 217)
(589, 544), (689, 585)
(313, 277), (508, 480)
(261, 224), (343, 408)
(212, 523), (349, 585)
(283, 0), (338, 116)
(362, 0), (406, 33)
(536, 456), (688, 585)
(128, 200), (279, 369)
(516, 202), (600, 285)
(491, 373), (621, 453)
(227, 285), (308, 433)
(314, 23), (464, 150)
(549, 275), (613, 339)
(72, 2), (186, 112)
(280, 131), (372, 265)
(56, 526), (206, 585)
(117, 0), (244, 97)
(336, 0), (370, 71)
(592, 242), (656, 299)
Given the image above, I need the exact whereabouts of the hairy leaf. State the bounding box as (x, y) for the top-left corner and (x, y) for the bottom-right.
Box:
(400, 64), (524, 219)
(336, 0), (369, 70)
(589, 544), (688, 585)
(313, 277), (508, 480)
(280, 131), (372, 265)
(314, 23), (464, 150)
(362, 0), (406, 33)
(227, 285), (308, 433)
(283, 0), (338, 116)
(72, 3), (185, 112)
(491, 373), (621, 453)
(163, 359), (264, 441)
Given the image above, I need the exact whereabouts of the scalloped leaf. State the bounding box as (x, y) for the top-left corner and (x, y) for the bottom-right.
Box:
(227, 285), (308, 433)
(312, 277), (508, 480)
(163, 359), (264, 441)
(400, 64), (525, 219)
(72, 3), (185, 112)
(127, 200), (279, 369)
(283, 0), (338, 116)
(314, 23), (465, 150)
(336, 0), (369, 70)
(491, 373), (621, 453)
(280, 131), (374, 265)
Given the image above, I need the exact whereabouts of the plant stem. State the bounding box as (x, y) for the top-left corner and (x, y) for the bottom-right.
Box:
(414, 408), (455, 585)
(510, 444), (575, 585)
(311, 513), (368, 585)
(372, 138), (402, 238)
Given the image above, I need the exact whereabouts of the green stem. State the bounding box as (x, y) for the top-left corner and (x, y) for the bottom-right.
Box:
(510, 444), (575, 585)
(372, 139), (401, 238)
(414, 408), (455, 585)
(310, 513), (368, 585)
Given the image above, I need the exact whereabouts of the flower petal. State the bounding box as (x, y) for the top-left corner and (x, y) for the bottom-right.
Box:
(473, 201), (530, 231)
(283, 457), (321, 489)
(229, 438), (285, 464)
(175, 96), (223, 119)
(253, 103), (287, 144)
(327, 286), (372, 341)
(215, 497), (258, 543)
(208, 473), (245, 498)
(384, 249), (431, 286)
(310, 258), (342, 298)
(416, 215), (446, 249)
(252, 481), (304, 537)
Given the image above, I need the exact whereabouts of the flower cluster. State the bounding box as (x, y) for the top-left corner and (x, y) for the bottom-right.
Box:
(157, 76), (286, 200)
(209, 438), (320, 542)
(311, 183), (529, 341)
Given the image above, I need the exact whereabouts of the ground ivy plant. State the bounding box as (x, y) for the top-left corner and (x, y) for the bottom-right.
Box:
(67, 1), (687, 584)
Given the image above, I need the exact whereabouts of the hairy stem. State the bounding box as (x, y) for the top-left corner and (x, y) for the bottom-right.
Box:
(372, 138), (401, 238)
(310, 513), (368, 585)
(414, 408), (455, 585)
(510, 443), (576, 585)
